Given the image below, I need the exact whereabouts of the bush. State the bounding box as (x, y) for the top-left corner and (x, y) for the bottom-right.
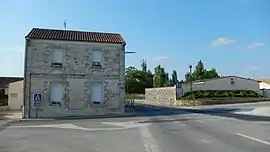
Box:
(181, 90), (263, 100)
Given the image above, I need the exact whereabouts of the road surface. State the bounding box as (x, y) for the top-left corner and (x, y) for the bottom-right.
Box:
(0, 105), (270, 152)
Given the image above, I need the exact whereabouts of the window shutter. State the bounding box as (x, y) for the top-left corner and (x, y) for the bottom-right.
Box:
(52, 50), (63, 63)
(50, 82), (64, 104)
(92, 50), (102, 62)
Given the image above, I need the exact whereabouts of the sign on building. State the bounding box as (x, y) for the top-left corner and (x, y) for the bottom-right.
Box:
(33, 93), (42, 106)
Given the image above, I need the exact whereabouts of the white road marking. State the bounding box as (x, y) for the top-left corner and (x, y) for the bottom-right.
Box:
(199, 139), (212, 144)
(195, 120), (204, 124)
(139, 125), (160, 152)
(10, 124), (126, 131)
(102, 121), (149, 129)
(236, 133), (270, 146)
(185, 116), (191, 119)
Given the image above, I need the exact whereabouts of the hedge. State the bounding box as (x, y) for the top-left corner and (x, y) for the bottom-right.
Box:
(181, 90), (263, 100)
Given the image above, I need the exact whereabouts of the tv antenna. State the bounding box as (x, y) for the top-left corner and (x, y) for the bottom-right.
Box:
(64, 20), (67, 30)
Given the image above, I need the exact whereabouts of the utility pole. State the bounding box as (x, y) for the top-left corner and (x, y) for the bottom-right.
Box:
(188, 65), (193, 99)
(64, 20), (67, 30)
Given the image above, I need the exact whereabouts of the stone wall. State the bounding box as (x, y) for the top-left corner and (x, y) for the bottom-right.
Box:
(145, 86), (177, 105)
(24, 39), (125, 118)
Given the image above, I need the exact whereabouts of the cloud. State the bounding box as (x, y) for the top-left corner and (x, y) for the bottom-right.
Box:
(212, 38), (236, 47)
(243, 66), (261, 76)
(246, 66), (261, 71)
(247, 42), (265, 49)
(155, 56), (168, 61)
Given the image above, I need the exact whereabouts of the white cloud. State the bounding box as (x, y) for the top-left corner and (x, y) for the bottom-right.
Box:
(155, 56), (168, 61)
(247, 42), (265, 49)
(212, 37), (236, 47)
(246, 66), (261, 71)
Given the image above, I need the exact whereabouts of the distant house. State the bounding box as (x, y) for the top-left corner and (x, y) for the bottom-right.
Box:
(181, 76), (261, 95)
(259, 79), (270, 89)
(0, 77), (23, 95)
(23, 28), (126, 118)
(8, 80), (24, 110)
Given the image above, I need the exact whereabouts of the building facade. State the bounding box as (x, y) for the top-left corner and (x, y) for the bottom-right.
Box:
(181, 76), (261, 95)
(8, 80), (24, 110)
(23, 28), (126, 118)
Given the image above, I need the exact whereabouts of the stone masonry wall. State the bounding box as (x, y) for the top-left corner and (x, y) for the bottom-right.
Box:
(24, 39), (125, 118)
(145, 86), (177, 105)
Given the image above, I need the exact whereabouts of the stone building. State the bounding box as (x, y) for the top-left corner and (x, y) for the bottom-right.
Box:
(23, 28), (126, 118)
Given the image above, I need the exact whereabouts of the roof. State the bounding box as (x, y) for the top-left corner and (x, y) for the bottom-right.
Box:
(259, 79), (270, 84)
(192, 76), (260, 83)
(25, 28), (126, 45)
(0, 77), (23, 88)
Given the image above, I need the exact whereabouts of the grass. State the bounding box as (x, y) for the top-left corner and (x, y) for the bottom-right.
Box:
(180, 90), (263, 100)
(125, 93), (145, 99)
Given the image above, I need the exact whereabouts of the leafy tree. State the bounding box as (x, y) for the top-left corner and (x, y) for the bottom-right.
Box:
(193, 60), (204, 80)
(153, 65), (166, 87)
(125, 66), (148, 94)
(184, 60), (219, 82)
(141, 59), (147, 72)
(171, 70), (178, 85)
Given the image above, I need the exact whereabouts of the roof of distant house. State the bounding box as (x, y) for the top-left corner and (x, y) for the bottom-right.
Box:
(259, 79), (270, 84)
(0, 77), (23, 88)
(25, 28), (126, 45)
(192, 76), (260, 83)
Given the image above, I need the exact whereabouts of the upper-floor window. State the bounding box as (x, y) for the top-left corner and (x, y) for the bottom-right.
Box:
(92, 50), (102, 68)
(51, 49), (64, 67)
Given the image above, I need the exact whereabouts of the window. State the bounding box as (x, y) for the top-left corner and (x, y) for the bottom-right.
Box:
(51, 49), (64, 67)
(91, 83), (102, 104)
(50, 82), (64, 105)
(92, 50), (102, 68)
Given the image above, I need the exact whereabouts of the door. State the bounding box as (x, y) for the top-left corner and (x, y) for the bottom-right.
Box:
(91, 83), (102, 104)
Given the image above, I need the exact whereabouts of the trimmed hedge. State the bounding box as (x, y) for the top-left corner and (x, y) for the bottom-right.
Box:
(181, 90), (263, 100)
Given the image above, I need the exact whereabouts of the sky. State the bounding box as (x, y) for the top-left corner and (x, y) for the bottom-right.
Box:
(0, 0), (269, 80)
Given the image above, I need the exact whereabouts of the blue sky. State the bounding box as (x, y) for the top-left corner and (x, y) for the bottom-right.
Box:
(0, 0), (269, 80)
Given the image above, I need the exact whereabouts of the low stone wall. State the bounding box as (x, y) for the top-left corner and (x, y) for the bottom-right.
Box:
(145, 86), (176, 105)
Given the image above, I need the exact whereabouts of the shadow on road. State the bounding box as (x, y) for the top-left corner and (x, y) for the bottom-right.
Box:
(126, 104), (270, 122)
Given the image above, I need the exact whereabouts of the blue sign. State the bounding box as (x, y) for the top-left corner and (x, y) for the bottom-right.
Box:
(33, 93), (42, 106)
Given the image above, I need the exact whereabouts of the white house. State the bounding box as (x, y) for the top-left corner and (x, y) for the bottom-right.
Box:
(8, 80), (24, 110)
(259, 80), (270, 89)
(181, 76), (261, 95)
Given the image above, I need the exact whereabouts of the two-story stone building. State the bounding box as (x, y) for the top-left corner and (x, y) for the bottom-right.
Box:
(23, 28), (126, 118)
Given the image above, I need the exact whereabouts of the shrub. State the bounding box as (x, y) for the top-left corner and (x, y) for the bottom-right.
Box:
(181, 90), (262, 100)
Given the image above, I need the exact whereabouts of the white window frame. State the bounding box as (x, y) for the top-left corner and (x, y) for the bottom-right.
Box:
(91, 49), (102, 68)
(91, 82), (103, 104)
(51, 49), (64, 67)
(49, 82), (64, 106)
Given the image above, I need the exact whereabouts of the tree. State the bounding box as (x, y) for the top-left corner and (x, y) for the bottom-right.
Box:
(193, 60), (205, 80)
(153, 65), (166, 87)
(171, 70), (178, 85)
(184, 60), (220, 82)
(141, 59), (147, 72)
(125, 66), (148, 94)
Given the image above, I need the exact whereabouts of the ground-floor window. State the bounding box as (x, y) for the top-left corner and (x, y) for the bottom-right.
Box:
(91, 82), (102, 104)
(50, 82), (64, 106)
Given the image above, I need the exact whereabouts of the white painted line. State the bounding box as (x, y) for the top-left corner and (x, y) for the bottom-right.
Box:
(236, 133), (270, 146)
(145, 105), (162, 110)
(185, 116), (191, 119)
(139, 125), (160, 152)
(195, 120), (204, 124)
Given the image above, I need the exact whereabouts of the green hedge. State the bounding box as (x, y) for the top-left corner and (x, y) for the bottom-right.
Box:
(181, 90), (263, 100)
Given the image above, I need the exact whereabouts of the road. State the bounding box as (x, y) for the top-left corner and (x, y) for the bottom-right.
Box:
(0, 104), (270, 152)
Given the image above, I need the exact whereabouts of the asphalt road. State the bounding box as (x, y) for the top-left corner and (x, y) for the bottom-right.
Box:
(0, 105), (270, 152)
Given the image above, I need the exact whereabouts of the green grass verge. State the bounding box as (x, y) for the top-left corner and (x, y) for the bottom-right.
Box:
(125, 94), (145, 99)
(180, 90), (263, 100)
